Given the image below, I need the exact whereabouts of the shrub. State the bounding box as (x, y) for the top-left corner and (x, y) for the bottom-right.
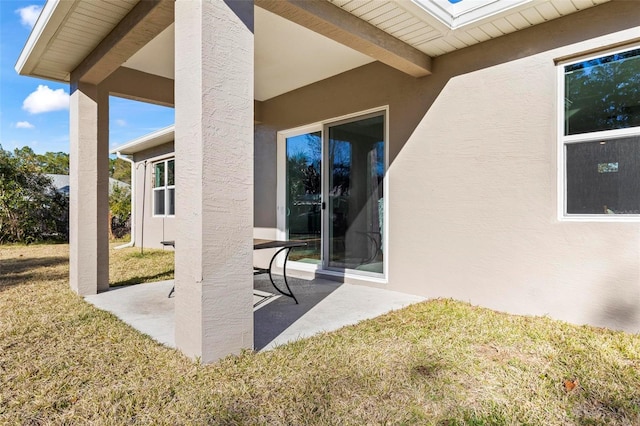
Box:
(0, 146), (69, 243)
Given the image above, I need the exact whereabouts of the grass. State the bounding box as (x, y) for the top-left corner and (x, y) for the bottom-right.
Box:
(2, 244), (640, 424)
(109, 242), (174, 286)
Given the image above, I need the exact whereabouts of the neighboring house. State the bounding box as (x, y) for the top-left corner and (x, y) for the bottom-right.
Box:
(46, 174), (130, 197)
(15, 0), (640, 363)
(110, 127), (175, 249)
(47, 174), (71, 196)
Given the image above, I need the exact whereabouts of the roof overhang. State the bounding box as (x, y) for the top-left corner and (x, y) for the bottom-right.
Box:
(412, 0), (533, 29)
(15, 0), (173, 85)
(16, 0), (610, 100)
(14, 0), (379, 101)
(15, 0), (76, 82)
(110, 125), (174, 155)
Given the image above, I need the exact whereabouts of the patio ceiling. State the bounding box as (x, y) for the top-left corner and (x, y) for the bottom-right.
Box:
(16, 0), (609, 101)
(121, 8), (378, 101)
(331, 0), (610, 56)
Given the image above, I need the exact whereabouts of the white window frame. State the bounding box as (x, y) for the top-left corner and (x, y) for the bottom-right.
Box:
(152, 157), (175, 218)
(276, 106), (390, 283)
(557, 45), (640, 222)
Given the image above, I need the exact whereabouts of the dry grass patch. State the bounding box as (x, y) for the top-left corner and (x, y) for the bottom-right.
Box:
(2, 244), (640, 424)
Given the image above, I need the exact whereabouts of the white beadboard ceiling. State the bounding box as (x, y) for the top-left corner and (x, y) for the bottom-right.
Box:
(17, 0), (139, 82)
(17, 0), (610, 101)
(330, 0), (610, 57)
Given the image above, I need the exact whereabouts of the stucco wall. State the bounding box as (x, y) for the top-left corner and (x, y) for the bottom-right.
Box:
(254, 1), (640, 333)
(132, 142), (175, 249)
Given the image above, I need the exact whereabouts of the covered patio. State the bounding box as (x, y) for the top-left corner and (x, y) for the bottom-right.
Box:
(85, 275), (424, 352)
(17, 0), (640, 364)
(16, 0), (435, 363)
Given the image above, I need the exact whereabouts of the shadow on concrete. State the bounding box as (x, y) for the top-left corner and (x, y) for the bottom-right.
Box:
(254, 274), (342, 350)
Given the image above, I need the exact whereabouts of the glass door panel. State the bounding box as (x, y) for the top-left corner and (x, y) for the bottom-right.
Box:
(286, 132), (322, 263)
(327, 115), (384, 273)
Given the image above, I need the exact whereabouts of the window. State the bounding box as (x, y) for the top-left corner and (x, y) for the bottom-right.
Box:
(153, 158), (175, 216)
(561, 47), (640, 217)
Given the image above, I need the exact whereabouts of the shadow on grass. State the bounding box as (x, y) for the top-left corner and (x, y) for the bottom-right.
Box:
(110, 270), (174, 287)
(0, 256), (69, 292)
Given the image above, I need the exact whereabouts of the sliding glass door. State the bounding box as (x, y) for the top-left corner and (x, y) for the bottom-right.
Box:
(326, 114), (384, 273)
(282, 111), (385, 276)
(285, 131), (322, 263)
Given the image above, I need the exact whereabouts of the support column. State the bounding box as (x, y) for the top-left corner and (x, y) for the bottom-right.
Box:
(69, 82), (110, 295)
(174, 0), (254, 362)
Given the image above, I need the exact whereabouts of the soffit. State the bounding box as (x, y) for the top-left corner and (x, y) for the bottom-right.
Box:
(329, 0), (610, 57)
(110, 125), (174, 155)
(18, 0), (610, 98)
(18, 0), (374, 101)
(17, 0), (138, 82)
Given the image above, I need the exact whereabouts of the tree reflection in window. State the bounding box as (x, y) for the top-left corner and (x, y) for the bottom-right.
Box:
(565, 48), (640, 135)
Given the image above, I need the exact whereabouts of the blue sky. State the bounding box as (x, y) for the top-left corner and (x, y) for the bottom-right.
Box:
(0, 1), (174, 155)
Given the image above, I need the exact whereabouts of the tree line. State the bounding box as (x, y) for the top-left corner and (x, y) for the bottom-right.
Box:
(0, 145), (131, 244)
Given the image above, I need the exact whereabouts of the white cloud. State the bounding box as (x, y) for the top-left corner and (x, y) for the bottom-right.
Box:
(23, 85), (70, 114)
(15, 121), (34, 129)
(116, 119), (127, 127)
(16, 5), (42, 29)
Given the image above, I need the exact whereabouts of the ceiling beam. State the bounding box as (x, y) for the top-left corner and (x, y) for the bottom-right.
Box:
(104, 67), (174, 107)
(71, 0), (174, 85)
(255, 0), (431, 78)
(254, 100), (264, 124)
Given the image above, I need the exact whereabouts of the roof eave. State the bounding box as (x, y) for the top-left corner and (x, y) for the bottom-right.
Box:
(110, 125), (175, 155)
(15, 0), (73, 82)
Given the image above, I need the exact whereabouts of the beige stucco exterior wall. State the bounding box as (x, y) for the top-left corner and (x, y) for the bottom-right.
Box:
(131, 142), (176, 249)
(255, 1), (640, 333)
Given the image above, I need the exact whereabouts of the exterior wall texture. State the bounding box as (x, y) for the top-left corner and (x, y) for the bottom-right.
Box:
(174, 0), (254, 362)
(69, 82), (110, 295)
(132, 142), (176, 249)
(254, 1), (640, 333)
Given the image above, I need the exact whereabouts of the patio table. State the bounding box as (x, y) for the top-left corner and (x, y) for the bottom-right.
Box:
(253, 239), (307, 304)
(160, 240), (176, 297)
(160, 239), (307, 303)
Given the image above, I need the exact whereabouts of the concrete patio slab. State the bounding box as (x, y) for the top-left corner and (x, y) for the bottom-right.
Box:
(85, 280), (176, 347)
(84, 278), (425, 354)
(261, 284), (425, 350)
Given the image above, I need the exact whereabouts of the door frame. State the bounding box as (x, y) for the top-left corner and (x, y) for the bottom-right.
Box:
(276, 106), (389, 281)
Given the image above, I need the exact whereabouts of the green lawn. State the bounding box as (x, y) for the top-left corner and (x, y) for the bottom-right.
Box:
(1, 243), (640, 425)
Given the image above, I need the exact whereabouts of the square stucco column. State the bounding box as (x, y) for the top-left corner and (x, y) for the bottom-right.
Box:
(174, 0), (254, 363)
(69, 82), (110, 295)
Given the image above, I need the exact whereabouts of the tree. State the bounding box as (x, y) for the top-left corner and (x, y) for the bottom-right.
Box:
(0, 146), (69, 243)
(108, 157), (132, 238)
(9, 147), (69, 175)
(109, 184), (131, 238)
(109, 157), (131, 184)
(38, 151), (69, 174)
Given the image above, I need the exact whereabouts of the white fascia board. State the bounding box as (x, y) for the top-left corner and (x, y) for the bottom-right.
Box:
(110, 125), (175, 155)
(15, 0), (75, 80)
(411, 0), (532, 30)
